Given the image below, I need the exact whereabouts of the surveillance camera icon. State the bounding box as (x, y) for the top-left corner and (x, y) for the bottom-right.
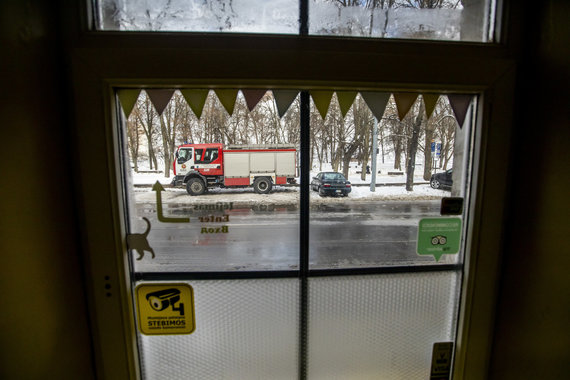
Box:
(146, 288), (185, 316)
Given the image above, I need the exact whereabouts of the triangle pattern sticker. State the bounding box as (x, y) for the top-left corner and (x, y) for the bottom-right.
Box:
(422, 94), (440, 120)
(118, 89), (141, 118)
(311, 90), (334, 119)
(180, 89), (209, 119)
(393, 93), (419, 121)
(242, 89), (267, 112)
(447, 94), (473, 128)
(146, 89), (175, 116)
(336, 91), (358, 118)
(361, 92), (390, 120)
(214, 89), (239, 116)
(273, 90), (299, 118)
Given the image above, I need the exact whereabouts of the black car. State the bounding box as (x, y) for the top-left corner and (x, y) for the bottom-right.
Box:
(311, 172), (352, 197)
(430, 169), (453, 190)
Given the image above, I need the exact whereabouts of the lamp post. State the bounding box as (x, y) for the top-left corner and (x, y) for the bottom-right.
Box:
(370, 117), (378, 192)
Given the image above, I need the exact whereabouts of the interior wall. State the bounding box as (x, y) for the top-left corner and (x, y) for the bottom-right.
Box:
(0, 1), (94, 379)
(489, 0), (570, 378)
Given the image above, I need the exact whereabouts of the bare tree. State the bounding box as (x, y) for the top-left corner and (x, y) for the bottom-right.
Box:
(201, 93), (230, 144)
(381, 97), (406, 171)
(323, 99), (345, 173)
(324, 95), (374, 178)
(256, 93), (288, 144)
(135, 92), (159, 170)
(125, 88), (458, 187)
(280, 95), (301, 146)
(126, 109), (142, 172)
(159, 92), (189, 177)
(405, 100), (425, 191)
(423, 97), (438, 180)
(430, 99), (457, 170)
(352, 96), (375, 180)
(310, 110), (326, 170)
(177, 99), (199, 145)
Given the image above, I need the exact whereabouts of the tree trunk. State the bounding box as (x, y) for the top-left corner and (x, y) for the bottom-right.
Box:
(394, 143), (402, 170)
(160, 116), (169, 177)
(406, 102), (425, 191)
(332, 151), (341, 172)
(360, 157), (368, 181)
(148, 143), (155, 170)
(152, 147), (158, 171)
(310, 139), (314, 170)
(342, 156), (350, 178)
(380, 126), (385, 164)
(424, 122), (435, 180)
(127, 118), (140, 172)
(342, 144), (359, 178)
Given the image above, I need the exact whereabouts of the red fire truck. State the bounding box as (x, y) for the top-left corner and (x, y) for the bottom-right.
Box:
(172, 143), (298, 195)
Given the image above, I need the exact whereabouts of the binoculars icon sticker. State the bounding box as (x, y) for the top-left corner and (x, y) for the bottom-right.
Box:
(146, 288), (185, 316)
(431, 235), (448, 245)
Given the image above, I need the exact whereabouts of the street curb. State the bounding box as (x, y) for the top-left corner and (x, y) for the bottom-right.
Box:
(133, 182), (430, 188)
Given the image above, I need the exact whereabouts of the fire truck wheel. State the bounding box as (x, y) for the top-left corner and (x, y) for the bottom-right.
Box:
(253, 177), (272, 194)
(186, 178), (206, 196)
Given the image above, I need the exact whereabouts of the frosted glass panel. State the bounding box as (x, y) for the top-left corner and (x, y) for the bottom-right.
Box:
(96, 0), (299, 34)
(308, 271), (460, 380)
(310, 0), (496, 42)
(94, 0), (498, 42)
(137, 279), (299, 380)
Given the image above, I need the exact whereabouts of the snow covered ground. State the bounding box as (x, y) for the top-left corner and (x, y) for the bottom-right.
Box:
(130, 161), (452, 205)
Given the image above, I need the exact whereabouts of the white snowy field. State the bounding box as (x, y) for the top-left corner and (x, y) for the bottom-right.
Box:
(130, 160), (452, 205)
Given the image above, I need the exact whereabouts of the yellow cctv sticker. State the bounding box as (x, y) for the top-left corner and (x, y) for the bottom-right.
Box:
(136, 284), (195, 335)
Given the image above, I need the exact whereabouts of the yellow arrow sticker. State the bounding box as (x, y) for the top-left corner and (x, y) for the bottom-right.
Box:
(136, 284), (195, 335)
(153, 181), (190, 223)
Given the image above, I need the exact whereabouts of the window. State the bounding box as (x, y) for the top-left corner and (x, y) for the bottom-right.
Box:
(94, 0), (500, 42)
(177, 147), (192, 162)
(72, 1), (515, 379)
(205, 148), (218, 162)
(116, 86), (476, 378)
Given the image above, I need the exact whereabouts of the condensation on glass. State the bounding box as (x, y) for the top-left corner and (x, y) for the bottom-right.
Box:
(94, 0), (498, 42)
(310, 0), (497, 42)
(95, 0), (299, 34)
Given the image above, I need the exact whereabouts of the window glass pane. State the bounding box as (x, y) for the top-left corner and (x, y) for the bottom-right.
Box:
(310, 0), (496, 42)
(136, 279), (299, 379)
(96, 0), (299, 33)
(309, 93), (474, 269)
(308, 272), (461, 379)
(95, 0), (497, 42)
(121, 90), (300, 272)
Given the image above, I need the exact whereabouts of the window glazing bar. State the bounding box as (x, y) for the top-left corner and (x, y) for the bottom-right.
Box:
(300, 0), (309, 36)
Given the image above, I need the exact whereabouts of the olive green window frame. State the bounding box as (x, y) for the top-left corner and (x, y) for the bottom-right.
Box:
(67, 1), (519, 379)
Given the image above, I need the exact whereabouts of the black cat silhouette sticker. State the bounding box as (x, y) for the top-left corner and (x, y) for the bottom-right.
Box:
(127, 217), (156, 260)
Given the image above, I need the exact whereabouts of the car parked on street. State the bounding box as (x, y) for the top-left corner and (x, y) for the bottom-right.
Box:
(430, 169), (453, 190)
(311, 172), (352, 197)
